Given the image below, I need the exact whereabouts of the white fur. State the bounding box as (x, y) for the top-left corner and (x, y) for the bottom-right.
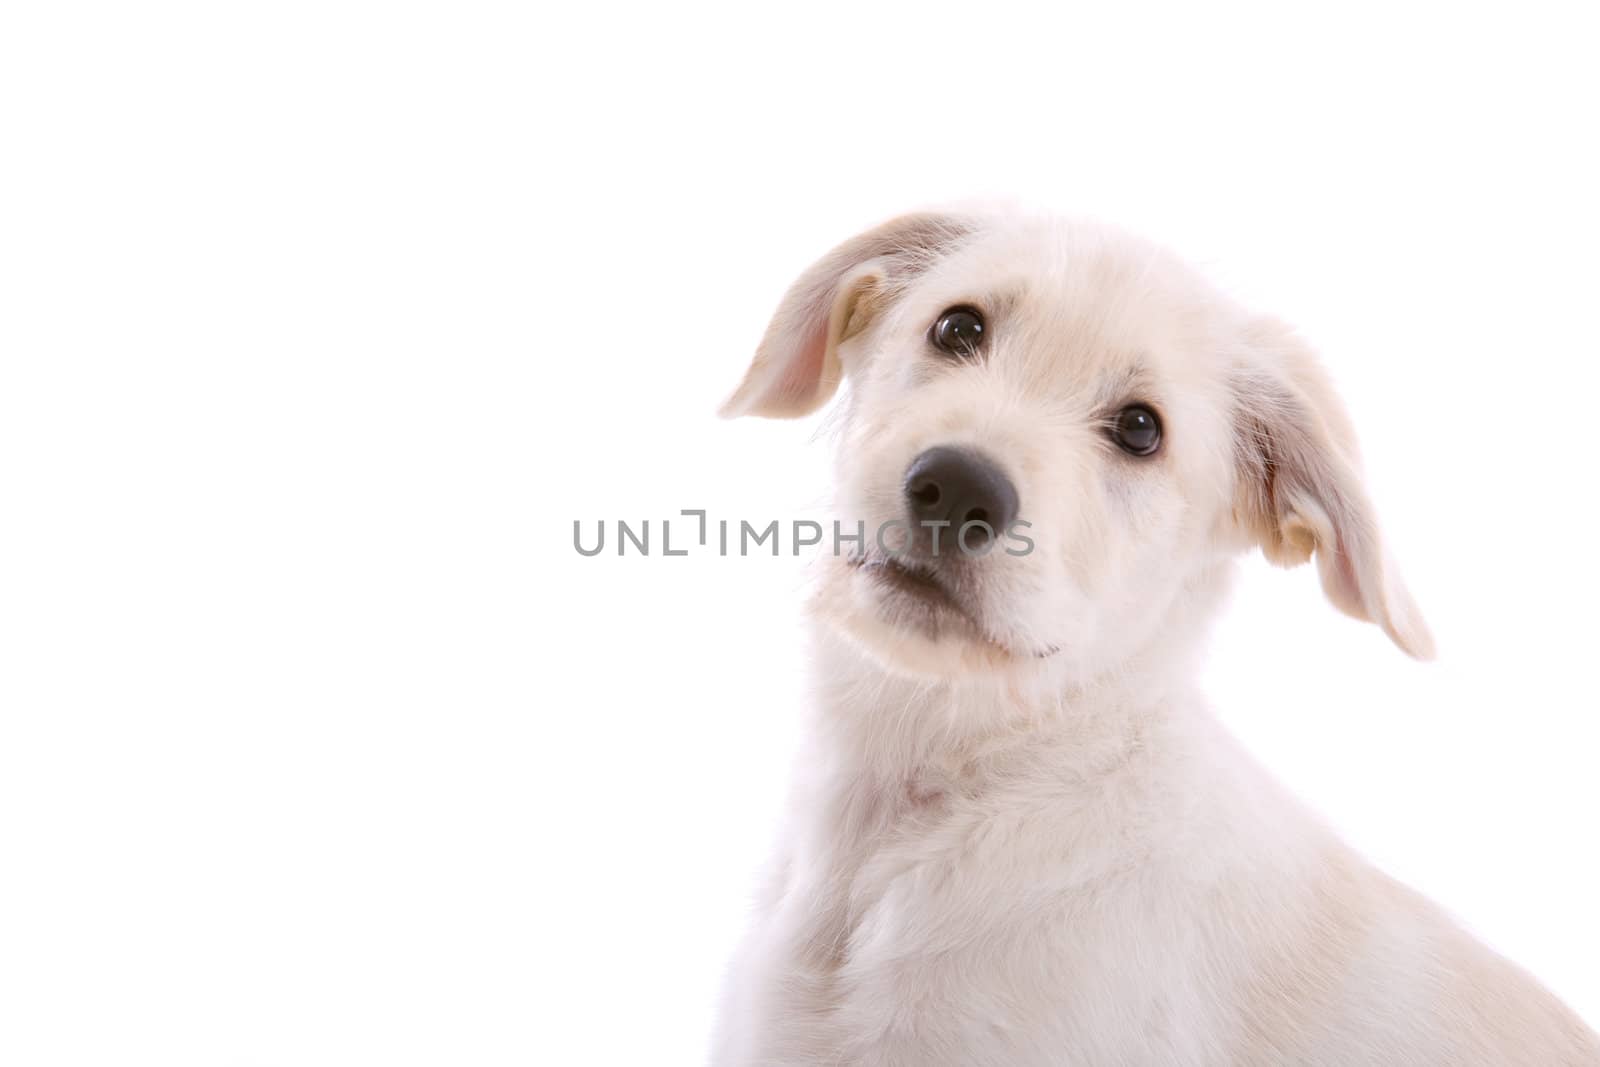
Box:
(713, 209), (1599, 1065)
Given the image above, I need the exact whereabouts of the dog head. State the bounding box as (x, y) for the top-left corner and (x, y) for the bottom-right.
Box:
(722, 209), (1432, 683)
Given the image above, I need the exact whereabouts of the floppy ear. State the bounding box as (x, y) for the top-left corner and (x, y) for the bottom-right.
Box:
(719, 212), (973, 419)
(1232, 319), (1435, 659)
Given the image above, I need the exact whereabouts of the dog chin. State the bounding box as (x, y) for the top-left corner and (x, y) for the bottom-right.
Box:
(809, 559), (1029, 680)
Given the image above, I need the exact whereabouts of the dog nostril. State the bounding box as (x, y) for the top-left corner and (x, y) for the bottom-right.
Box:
(962, 508), (995, 545)
(911, 483), (941, 508)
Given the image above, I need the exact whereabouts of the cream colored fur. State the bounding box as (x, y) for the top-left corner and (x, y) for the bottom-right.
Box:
(712, 208), (1599, 1065)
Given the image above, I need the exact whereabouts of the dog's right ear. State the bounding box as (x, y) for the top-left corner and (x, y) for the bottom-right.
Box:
(719, 212), (973, 419)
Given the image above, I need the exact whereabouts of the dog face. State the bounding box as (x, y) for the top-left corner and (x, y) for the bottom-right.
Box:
(723, 210), (1432, 683)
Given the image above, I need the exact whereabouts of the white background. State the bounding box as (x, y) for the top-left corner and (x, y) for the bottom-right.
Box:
(2, 2), (1597, 1064)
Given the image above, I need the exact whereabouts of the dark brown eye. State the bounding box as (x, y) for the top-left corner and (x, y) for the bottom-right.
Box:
(1112, 405), (1162, 456)
(930, 306), (985, 356)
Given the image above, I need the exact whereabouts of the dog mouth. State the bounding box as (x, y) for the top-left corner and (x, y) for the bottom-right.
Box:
(848, 554), (1059, 660)
(855, 554), (966, 613)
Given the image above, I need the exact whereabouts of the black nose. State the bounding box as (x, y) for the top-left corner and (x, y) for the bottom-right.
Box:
(903, 446), (1020, 548)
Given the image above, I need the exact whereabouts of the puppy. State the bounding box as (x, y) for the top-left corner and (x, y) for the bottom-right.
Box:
(710, 209), (1600, 1065)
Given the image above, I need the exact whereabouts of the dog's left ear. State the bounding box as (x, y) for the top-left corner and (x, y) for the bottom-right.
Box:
(1232, 319), (1435, 660)
(719, 212), (973, 419)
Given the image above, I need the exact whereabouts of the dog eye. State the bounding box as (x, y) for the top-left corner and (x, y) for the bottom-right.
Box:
(930, 306), (985, 356)
(1112, 405), (1162, 456)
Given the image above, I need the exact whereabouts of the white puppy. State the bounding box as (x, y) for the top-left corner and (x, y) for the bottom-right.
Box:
(711, 209), (1600, 1065)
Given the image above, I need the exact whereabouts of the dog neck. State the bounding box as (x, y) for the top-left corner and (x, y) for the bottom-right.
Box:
(802, 559), (1236, 785)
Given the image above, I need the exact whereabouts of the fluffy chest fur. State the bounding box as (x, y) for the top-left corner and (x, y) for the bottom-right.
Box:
(720, 649), (1266, 1063)
(711, 638), (1598, 1067)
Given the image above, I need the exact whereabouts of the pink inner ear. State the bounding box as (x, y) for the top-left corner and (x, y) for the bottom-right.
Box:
(773, 318), (827, 408)
(1334, 534), (1363, 606)
(1323, 525), (1375, 623)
